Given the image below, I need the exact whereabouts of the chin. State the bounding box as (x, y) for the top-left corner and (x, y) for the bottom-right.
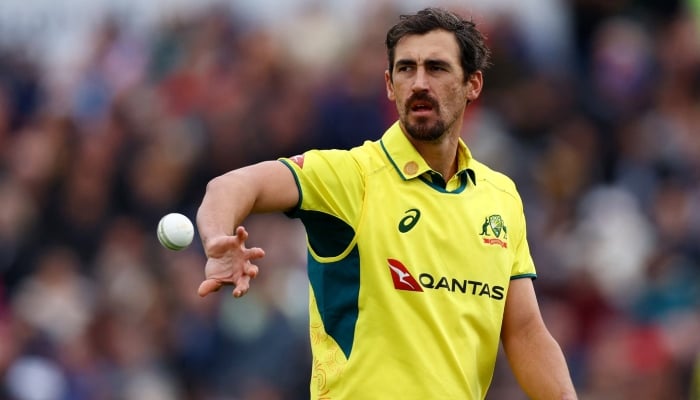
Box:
(402, 113), (452, 141)
(406, 124), (445, 142)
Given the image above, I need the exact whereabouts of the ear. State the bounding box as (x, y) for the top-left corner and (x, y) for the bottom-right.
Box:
(385, 70), (396, 101)
(466, 71), (483, 103)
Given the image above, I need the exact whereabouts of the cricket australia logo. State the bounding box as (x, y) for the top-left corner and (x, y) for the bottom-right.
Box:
(479, 215), (508, 248)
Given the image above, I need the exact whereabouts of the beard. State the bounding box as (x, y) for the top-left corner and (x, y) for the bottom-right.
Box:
(404, 118), (447, 142)
(401, 93), (448, 142)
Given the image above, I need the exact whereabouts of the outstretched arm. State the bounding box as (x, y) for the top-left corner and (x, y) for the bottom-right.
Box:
(196, 160), (299, 298)
(501, 278), (578, 400)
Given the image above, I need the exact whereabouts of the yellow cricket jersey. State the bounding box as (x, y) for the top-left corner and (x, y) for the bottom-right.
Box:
(279, 121), (537, 399)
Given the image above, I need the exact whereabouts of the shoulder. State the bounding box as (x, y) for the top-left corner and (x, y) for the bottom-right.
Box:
(470, 159), (522, 204)
(279, 140), (383, 184)
(305, 139), (380, 163)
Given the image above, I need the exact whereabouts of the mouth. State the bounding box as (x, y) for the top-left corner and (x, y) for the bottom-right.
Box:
(408, 98), (437, 116)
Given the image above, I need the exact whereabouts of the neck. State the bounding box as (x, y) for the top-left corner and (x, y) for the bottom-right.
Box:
(407, 132), (460, 181)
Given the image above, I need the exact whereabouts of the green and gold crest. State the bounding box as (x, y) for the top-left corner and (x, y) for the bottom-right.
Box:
(479, 215), (508, 239)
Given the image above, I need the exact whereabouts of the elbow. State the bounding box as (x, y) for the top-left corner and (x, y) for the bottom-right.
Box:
(198, 174), (235, 219)
(203, 172), (242, 199)
(205, 174), (228, 194)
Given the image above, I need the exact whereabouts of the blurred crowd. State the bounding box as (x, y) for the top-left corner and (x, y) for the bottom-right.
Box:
(0, 0), (699, 399)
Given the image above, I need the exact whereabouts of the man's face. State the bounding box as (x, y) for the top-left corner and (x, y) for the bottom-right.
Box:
(385, 29), (482, 142)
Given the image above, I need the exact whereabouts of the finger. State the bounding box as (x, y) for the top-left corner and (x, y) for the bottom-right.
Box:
(245, 263), (259, 279)
(232, 274), (251, 298)
(235, 226), (249, 242)
(198, 279), (223, 297)
(246, 247), (265, 260)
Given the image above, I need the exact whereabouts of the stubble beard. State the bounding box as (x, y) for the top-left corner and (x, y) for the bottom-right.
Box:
(404, 117), (447, 142)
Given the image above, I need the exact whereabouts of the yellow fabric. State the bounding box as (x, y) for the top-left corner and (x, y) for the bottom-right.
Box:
(280, 121), (536, 399)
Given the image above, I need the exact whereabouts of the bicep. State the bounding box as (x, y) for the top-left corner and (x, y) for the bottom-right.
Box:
(226, 160), (300, 214)
(501, 278), (546, 342)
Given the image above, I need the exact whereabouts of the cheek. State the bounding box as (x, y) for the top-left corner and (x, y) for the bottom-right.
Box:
(451, 83), (469, 100)
(442, 85), (469, 109)
(393, 87), (410, 107)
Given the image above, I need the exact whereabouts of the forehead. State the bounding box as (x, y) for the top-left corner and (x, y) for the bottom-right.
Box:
(394, 29), (461, 63)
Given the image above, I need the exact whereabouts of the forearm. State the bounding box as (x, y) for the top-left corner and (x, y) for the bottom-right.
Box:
(197, 171), (256, 248)
(502, 325), (577, 400)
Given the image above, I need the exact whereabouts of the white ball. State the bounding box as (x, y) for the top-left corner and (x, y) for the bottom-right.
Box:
(157, 213), (194, 251)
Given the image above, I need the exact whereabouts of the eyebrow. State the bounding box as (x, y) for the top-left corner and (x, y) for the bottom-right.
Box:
(395, 59), (416, 69)
(425, 59), (451, 69)
(394, 58), (452, 69)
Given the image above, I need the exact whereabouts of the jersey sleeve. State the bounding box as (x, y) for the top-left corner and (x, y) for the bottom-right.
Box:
(510, 193), (537, 279)
(279, 149), (365, 228)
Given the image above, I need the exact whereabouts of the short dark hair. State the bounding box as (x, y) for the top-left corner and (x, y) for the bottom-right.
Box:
(385, 8), (491, 81)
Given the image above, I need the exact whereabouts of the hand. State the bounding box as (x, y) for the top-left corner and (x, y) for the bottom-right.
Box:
(198, 226), (265, 298)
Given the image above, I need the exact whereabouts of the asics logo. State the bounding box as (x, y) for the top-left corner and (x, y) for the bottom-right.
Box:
(398, 208), (421, 233)
(387, 259), (423, 292)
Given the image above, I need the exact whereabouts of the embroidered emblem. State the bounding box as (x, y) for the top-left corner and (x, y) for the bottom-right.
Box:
(479, 215), (508, 248)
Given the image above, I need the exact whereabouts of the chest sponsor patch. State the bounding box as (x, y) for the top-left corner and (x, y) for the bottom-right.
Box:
(387, 258), (423, 292)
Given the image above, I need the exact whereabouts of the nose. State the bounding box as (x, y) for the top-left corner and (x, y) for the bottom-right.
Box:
(411, 68), (429, 92)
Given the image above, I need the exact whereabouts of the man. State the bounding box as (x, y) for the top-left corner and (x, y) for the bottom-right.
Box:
(196, 7), (578, 399)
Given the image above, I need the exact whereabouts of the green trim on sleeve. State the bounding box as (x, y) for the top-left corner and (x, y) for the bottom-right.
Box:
(510, 273), (537, 280)
(278, 159), (303, 216)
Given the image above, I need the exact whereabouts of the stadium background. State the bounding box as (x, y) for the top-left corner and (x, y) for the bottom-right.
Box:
(0, 0), (699, 398)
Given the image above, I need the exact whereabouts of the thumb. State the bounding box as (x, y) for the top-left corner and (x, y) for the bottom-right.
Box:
(198, 279), (223, 297)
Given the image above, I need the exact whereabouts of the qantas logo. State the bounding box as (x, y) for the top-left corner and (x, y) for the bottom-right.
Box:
(387, 259), (423, 292)
(386, 258), (505, 300)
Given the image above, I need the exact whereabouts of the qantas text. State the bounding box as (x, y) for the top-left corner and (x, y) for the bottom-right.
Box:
(418, 273), (505, 300)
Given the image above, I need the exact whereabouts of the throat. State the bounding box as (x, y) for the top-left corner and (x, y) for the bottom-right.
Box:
(417, 144), (459, 182)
